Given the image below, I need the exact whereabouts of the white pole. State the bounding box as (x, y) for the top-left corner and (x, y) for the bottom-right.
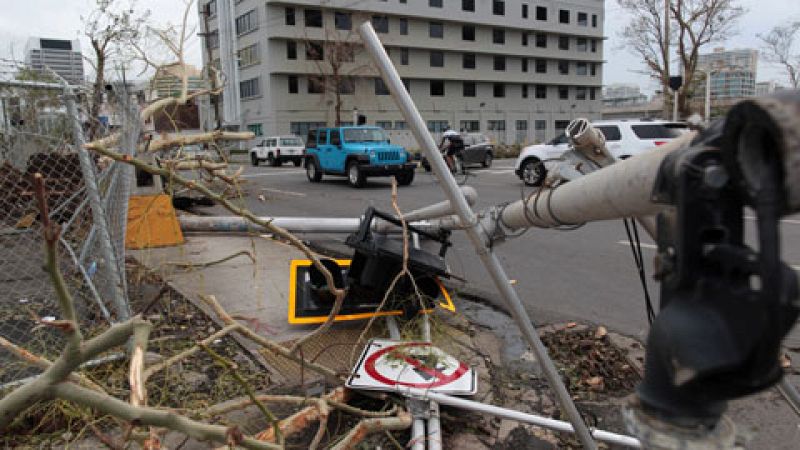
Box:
(358, 21), (599, 450)
(705, 71), (712, 123)
(673, 90), (679, 121)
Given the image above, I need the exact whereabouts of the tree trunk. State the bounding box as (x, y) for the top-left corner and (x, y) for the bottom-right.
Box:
(89, 47), (105, 140)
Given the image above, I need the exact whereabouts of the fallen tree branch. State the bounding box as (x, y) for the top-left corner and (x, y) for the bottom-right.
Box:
(143, 324), (239, 380)
(147, 130), (254, 153)
(329, 409), (412, 450)
(164, 250), (255, 270)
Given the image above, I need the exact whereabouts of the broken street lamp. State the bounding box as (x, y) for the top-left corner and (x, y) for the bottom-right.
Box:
(290, 207), (453, 322)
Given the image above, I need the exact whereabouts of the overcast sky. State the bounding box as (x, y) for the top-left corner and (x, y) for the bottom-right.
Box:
(1, 0), (798, 93)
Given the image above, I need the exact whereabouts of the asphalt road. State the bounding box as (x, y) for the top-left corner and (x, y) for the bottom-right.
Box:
(199, 156), (800, 448)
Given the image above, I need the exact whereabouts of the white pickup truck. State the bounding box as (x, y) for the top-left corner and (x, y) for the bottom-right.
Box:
(250, 135), (305, 167)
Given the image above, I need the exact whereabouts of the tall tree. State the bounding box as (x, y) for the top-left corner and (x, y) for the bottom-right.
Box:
(82, 0), (150, 139)
(617, 0), (745, 118)
(758, 21), (800, 89)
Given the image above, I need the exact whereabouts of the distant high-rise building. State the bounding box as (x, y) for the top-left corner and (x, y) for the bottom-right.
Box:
(696, 47), (758, 99)
(150, 63), (206, 99)
(602, 83), (648, 107)
(24, 38), (85, 85)
(755, 81), (785, 97)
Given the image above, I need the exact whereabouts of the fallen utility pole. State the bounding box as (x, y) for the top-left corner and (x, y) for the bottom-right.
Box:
(358, 21), (599, 449)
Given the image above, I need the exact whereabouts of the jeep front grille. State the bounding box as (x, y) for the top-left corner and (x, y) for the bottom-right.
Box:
(376, 151), (400, 161)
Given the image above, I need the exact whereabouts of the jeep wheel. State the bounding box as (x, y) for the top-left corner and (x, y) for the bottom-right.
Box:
(250, 153), (259, 166)
(306, 159), (322, 182)
(347, 161), (366, 188)
(482, 152), (493, 168)
(521, 157), (545, 187)
(397, 170), (414, 186)
(268, 154), (278, 167)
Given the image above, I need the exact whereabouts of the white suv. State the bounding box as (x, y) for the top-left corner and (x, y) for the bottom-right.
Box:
(514, 120), (687, 186)
(250, 135), (305, 167)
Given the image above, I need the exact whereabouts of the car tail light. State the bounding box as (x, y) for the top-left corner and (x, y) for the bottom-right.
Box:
(654, 141), (667, 146)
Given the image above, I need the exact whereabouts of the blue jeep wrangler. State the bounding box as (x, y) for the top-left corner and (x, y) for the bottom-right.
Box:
(304, 126), (416, 188)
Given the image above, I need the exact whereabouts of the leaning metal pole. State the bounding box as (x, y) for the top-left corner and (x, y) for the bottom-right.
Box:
(64, 84), (130, 320)
(358, 21), (598, 449)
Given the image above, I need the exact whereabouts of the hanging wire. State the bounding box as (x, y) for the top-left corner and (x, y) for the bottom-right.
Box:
(623, 218), (656, 324)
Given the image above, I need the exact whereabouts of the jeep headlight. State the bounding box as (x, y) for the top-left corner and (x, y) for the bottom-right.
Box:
(369, 149), (376, 158)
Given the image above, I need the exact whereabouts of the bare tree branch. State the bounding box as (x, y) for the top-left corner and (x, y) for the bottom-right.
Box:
(759, 20), (800, 89)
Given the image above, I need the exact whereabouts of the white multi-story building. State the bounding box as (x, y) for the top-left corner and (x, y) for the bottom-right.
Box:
(602, 83), (648, 108)
(24, 38), (85, 86)
(198, 0), (604, 145)
(696, 47), (758, 99)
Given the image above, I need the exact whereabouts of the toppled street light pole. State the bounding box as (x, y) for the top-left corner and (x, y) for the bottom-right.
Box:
(358, 21), (599, 450)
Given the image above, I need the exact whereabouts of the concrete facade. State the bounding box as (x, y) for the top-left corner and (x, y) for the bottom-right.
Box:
(198, 0), (604, 147)
(24, 38), (85, 86)
(696, 47), (758, 100)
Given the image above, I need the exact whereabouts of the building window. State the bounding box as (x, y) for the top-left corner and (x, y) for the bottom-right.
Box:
(402, 78), (411, 92)
(429, 22), (443, 38)
(463, 81), (476, 97)
(521, 85), (528, 98)
(429, 0), (442, 7)
(238, 43), (259, 67)
(428, 120), (449, 132)
(558, 61), (569, 74)
(400, 47), (409, 65)
(577, 62), (588, 76)
(535, 120), (546, 130)
(462, 25), (475, 41)
(337, 77), (354, 95)
(461, 120), (480, 132)
(536, 6), (547, 21)
(536, 34), (547, 48)
(493, 83), (505, 97)
(285, 7), (295, 25)
(400, 18), (408, 35)
(395, 121), (407, 129)
(522, 58), (528, 72)
(488, 120), (506, 131)
(592, 14), (598, 27)
(555, 120), (570, 133)
(430, 80), (445, 96)
(517, 119), (528, 131)
(335, 12), (352, 30)
(207, 30), (219, 49)
(576, 86), (587, 100)
(308, 77), (325, 94)
(375, 78), (389, 95)
(206, 0), (217, 16)
(590, 87), (596, 100)
(288, 75), (298, 94)
(430, 51), (444, 67)
(522, 4), (529, 18)
(577, 38), (587, 52)
(578, 12), (588, 26)
(376, 120), (392, 129)
(287, 41), (297, 60)
(535, 59), (546, 73)
(559, 9), (569, 24)
(591, 40), (597, 52)
(304, 9), (322, 27)
(559, 36), (569, 50)
(247, 123), (263, 136)
(462, 0), (475, 12)
(494, 56), (505, 71)
(522, 33), (528, 46)
(535, 85), (547, 99)
(240, 77), (260, 98)
(463, 53), (476, 69)
(558, 86), (569, 99)
(372, 15), (389, 33)
(235, 10), (258, 35)
(493, 29), (505, 44)
(590, 63), (597, 76)
(493, 0), (505, 16)
(306, 42), (323, 60)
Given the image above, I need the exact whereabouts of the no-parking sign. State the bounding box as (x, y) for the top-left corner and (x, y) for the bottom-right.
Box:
(346, 339), (477, 395)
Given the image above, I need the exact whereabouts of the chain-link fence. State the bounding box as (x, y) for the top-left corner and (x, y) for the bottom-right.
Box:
(0, 65), (130, 390)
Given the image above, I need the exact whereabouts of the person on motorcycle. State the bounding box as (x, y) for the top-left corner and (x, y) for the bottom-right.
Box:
(439, 128), (465, 173)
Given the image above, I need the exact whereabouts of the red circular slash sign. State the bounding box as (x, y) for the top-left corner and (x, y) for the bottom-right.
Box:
(363, 342), (469, 389)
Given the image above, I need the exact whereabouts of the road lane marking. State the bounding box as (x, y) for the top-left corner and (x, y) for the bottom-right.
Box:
(260, 187), (306, 197)
(617, 241), (800, 271)
(241, 170), (304, 178)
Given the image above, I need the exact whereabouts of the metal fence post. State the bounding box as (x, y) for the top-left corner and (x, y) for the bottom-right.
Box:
(63, 85), (130, 321)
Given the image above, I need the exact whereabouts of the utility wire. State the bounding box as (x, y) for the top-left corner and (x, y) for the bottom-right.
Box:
(623, 218), (655, 324)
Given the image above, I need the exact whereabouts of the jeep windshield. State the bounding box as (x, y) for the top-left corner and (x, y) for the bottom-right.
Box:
(280, 137), (302, 146)
(343, 128), (388, 143)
